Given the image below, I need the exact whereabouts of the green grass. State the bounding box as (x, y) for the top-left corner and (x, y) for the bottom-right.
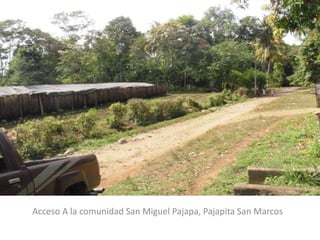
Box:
(256, 88), (316, 112)
(201, 114), (320, 195)
(264, 171), (320, 188)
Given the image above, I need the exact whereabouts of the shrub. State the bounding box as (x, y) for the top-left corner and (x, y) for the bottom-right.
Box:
(16, 117), (68, 159)
(237, 87), (248, 98)
(128, 98), (188, 126)
(42, 116), (63, 146)
(207, 93), (225, 107)
(128, 99), (153, 126)
(152, 99), (187, 122)
(108, 102), (128, 129)
(164, 99), (187, 119)
(231, 92), (239, 101)
(186, 98), (203, 111)
(16, 121), (47, 159)
(74, 109), (98, 138)
(222, 89), (232, 101)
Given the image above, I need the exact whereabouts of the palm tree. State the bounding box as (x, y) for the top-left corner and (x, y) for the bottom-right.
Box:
(254, 18), (284, 88)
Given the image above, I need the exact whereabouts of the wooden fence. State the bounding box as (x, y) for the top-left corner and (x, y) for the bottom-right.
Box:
(0, 83), (167, 120)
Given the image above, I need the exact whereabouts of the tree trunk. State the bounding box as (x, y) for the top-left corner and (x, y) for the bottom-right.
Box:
(316, 83), (320, 123)
(254, 61), (257, 96)
(266, 60), (271, 88)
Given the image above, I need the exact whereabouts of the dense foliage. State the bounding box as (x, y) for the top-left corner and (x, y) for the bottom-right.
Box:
(0, 7), (300, 91)
(233, 0), (320, 86)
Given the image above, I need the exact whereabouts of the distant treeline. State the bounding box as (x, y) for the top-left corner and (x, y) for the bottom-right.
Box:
(0, 6), (312, 91)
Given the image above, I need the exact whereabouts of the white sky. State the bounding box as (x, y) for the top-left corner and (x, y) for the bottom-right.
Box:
(1, 0), (269, 35)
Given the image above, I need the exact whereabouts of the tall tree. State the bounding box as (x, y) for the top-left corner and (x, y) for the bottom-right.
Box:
(146, 20), (207, 87)
(208, 40), (255, 90)
(235, 16), (262, 42)
(51, 10), (93, 44)
(174, 15), (209, 87)
(4, 28), (63, 85)
(176, 15), (198, 29)
(128, 34), (162, 84)
(232, 0), (320, 87)
(104, 17), (139, 55)
(56, 30), (119, 83)
(254, 18), (284, 87)
(196, 6), (237, 45)
(232, 0), (320, 32)
(104, 17), (140, 81)
(268, 0), (320, 32)
(293, 30), (320, 86)
(0, 19), (26, 80)
(146, 21), (188, 86)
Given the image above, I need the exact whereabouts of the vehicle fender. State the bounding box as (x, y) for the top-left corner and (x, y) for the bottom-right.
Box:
(56, 170), (88, 193)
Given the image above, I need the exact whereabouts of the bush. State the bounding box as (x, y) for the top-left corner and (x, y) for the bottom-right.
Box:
(108, 102), (127, 129)
(231, 92), (239, 101)
(16, 117), (69, 159)
(42, 117), (63, 146)
(152, 99), (187, 122)
(128, 99), (153, 126)
(164, 99), (187, 119)
(237, 87), (248, 98)
(16, 121), (47, 159)
(222, 89), (232, 101)
(74, 109), (98, 138)
(207, 93), (225, 107)
(128, 98), (188, 126)
(186, 98), (203, 111)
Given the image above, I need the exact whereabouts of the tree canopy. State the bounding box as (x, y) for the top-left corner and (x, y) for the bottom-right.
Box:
(232, 0), (320, 32)
(0, 6), (301, 93)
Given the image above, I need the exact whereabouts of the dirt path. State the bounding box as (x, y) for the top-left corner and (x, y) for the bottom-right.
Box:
(187, 117), (286, 194)
(96, 87), (316, 188)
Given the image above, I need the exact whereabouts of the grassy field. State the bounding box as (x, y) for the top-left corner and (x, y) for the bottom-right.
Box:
(256, 88), (316, 111)
(103, 88), (320, 195)
(202, 114), (320, 195)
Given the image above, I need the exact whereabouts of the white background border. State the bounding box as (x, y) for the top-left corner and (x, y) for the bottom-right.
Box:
(1, 196), (317, 240)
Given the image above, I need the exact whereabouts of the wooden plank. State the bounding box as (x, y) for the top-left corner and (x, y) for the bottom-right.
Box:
(248, 167), (287, 184)
(38, 95), (44, 116)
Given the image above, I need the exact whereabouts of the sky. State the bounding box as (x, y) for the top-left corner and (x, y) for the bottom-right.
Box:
(1, 0), (299, 44)
(1, 0), (269, 34)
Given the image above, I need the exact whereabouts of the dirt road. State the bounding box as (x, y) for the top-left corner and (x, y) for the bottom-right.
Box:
(96, 88), (316, 188)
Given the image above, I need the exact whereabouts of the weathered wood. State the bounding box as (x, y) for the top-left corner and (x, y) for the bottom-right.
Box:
(18, 95), (23, 118)
(248, 167), (288, 184)
(38, 95), (44, 116)
(233, 183), (319, 195)
(0, 83), (167, 120)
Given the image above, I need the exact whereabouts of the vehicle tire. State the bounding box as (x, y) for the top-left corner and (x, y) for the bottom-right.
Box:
(64, 182), (88, 195)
